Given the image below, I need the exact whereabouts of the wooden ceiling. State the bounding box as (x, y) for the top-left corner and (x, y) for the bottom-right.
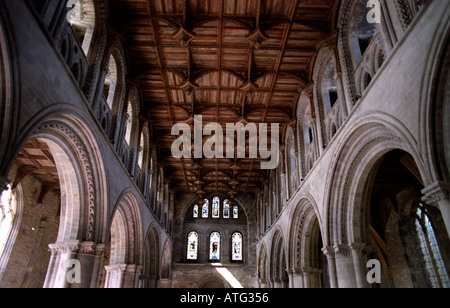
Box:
(109, 0), (339, 196)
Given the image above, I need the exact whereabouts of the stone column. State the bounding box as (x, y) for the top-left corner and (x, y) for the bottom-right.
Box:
(350, 243), (369, 288)
(322, 246), (338, 288)
(334, 244), (358, 288)
(89, 244), (106, 288)
(44, 241), (80, 288)
(291, 269), (303, 288)
(422, 181), (450, 238)
(287, 269), (295, 288)
(311, 268), (323, 288)
(302, 267), (312, 288)
(104, 264), (127, 288)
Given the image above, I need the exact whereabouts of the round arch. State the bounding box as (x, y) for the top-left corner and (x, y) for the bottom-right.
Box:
(269, 228), (288, 288)
(104, 191), (143, 288)
(257, 244), (269, 288)
(141, 226), (160, 288)
(419, 6), (450, 184)
(323, 112), (428, 247)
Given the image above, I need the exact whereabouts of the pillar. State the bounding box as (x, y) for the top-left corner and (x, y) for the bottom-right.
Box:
(350, 243), (370, 288)
(105, 264), (142, 288)
(287, 269), (295, 288)
(292, 269), (304, 288)
(322, 246), (338, 288)
(44, 241), (80, 288)
(43, 241), (106, 288)
(422, 181), (450, 238)
(333, 244), (358, 288)
(104, 264), (127, 288)
(302, 267), (312, 288)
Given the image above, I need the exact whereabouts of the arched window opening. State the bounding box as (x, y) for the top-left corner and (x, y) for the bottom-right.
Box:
(212, 197), (220, 219)
(233, 206), (239, 219)
(415, 204), (450, 288)
(209, 232), (221, 262)
(303, 103), (314, 149)
(187, 231), (199, 261)
(124, 102), (133, 146)
(67, 0), (96, 57)
(321, 58), (338, 114)
(223, 200), (230, 219)
(232, 232), (243, 262)
(366, 150), (450, 288)
(202, 199), (209, 218)
(193, 205), (199, 218)
(305, 124), (313, 149)
(137, 132), (145, 169)
(104, 55), (118, 110)
(350, 2), (377, 65)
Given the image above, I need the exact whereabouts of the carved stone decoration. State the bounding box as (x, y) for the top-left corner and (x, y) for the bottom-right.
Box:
(336, 131), (402, 245)
(32, 123), (96, 242)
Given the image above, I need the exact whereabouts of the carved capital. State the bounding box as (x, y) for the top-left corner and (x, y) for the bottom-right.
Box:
(105, 264), (128, 273)
(422, 181), (450, 206)
(333, 244), (351, 257)
(49, 241), (80, 253)
(349, 242), (366, 252)
(78, 242), (96, 255)
(321, 246), (335, 258)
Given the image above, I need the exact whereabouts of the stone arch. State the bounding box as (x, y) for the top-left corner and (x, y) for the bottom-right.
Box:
(0, 111), (108, 288)
(337, 0), (386, 104)
(102, 38), (127, 117)
(419, 7), (450, 184)
(324, 112), (428, 248)
(160, 239), (172, 287)
(141, 226), (160, 288)
(258, 244), (269, 288)
(30, 119), (106, 243)
(0, 11), (18, 186)
(270, 228), (288, 288)
(288, 194), (327, 288)
(122, 87), (141, 168)
(289, 196), (319, 269)
(285, 126), (299, 197)
(67, 0), (96, 58)
(296, 91), (317, 178)
(313, 46), (341, 146)
(110, 191), (143, 266)
(104, 191), (143, 288)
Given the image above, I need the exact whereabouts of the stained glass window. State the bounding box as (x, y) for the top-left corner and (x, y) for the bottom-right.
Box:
(223, 199), (230, 219)
(209, 232), (221, 261)
(202, 199), (209, 218)
(187, 231), (199, 260)
(212, 197), (220, 218)
(232, 232), (243, 261)
(193, 204), (199, 218)
(233, 205), (239, 219)
(415, 204), (450, 288)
